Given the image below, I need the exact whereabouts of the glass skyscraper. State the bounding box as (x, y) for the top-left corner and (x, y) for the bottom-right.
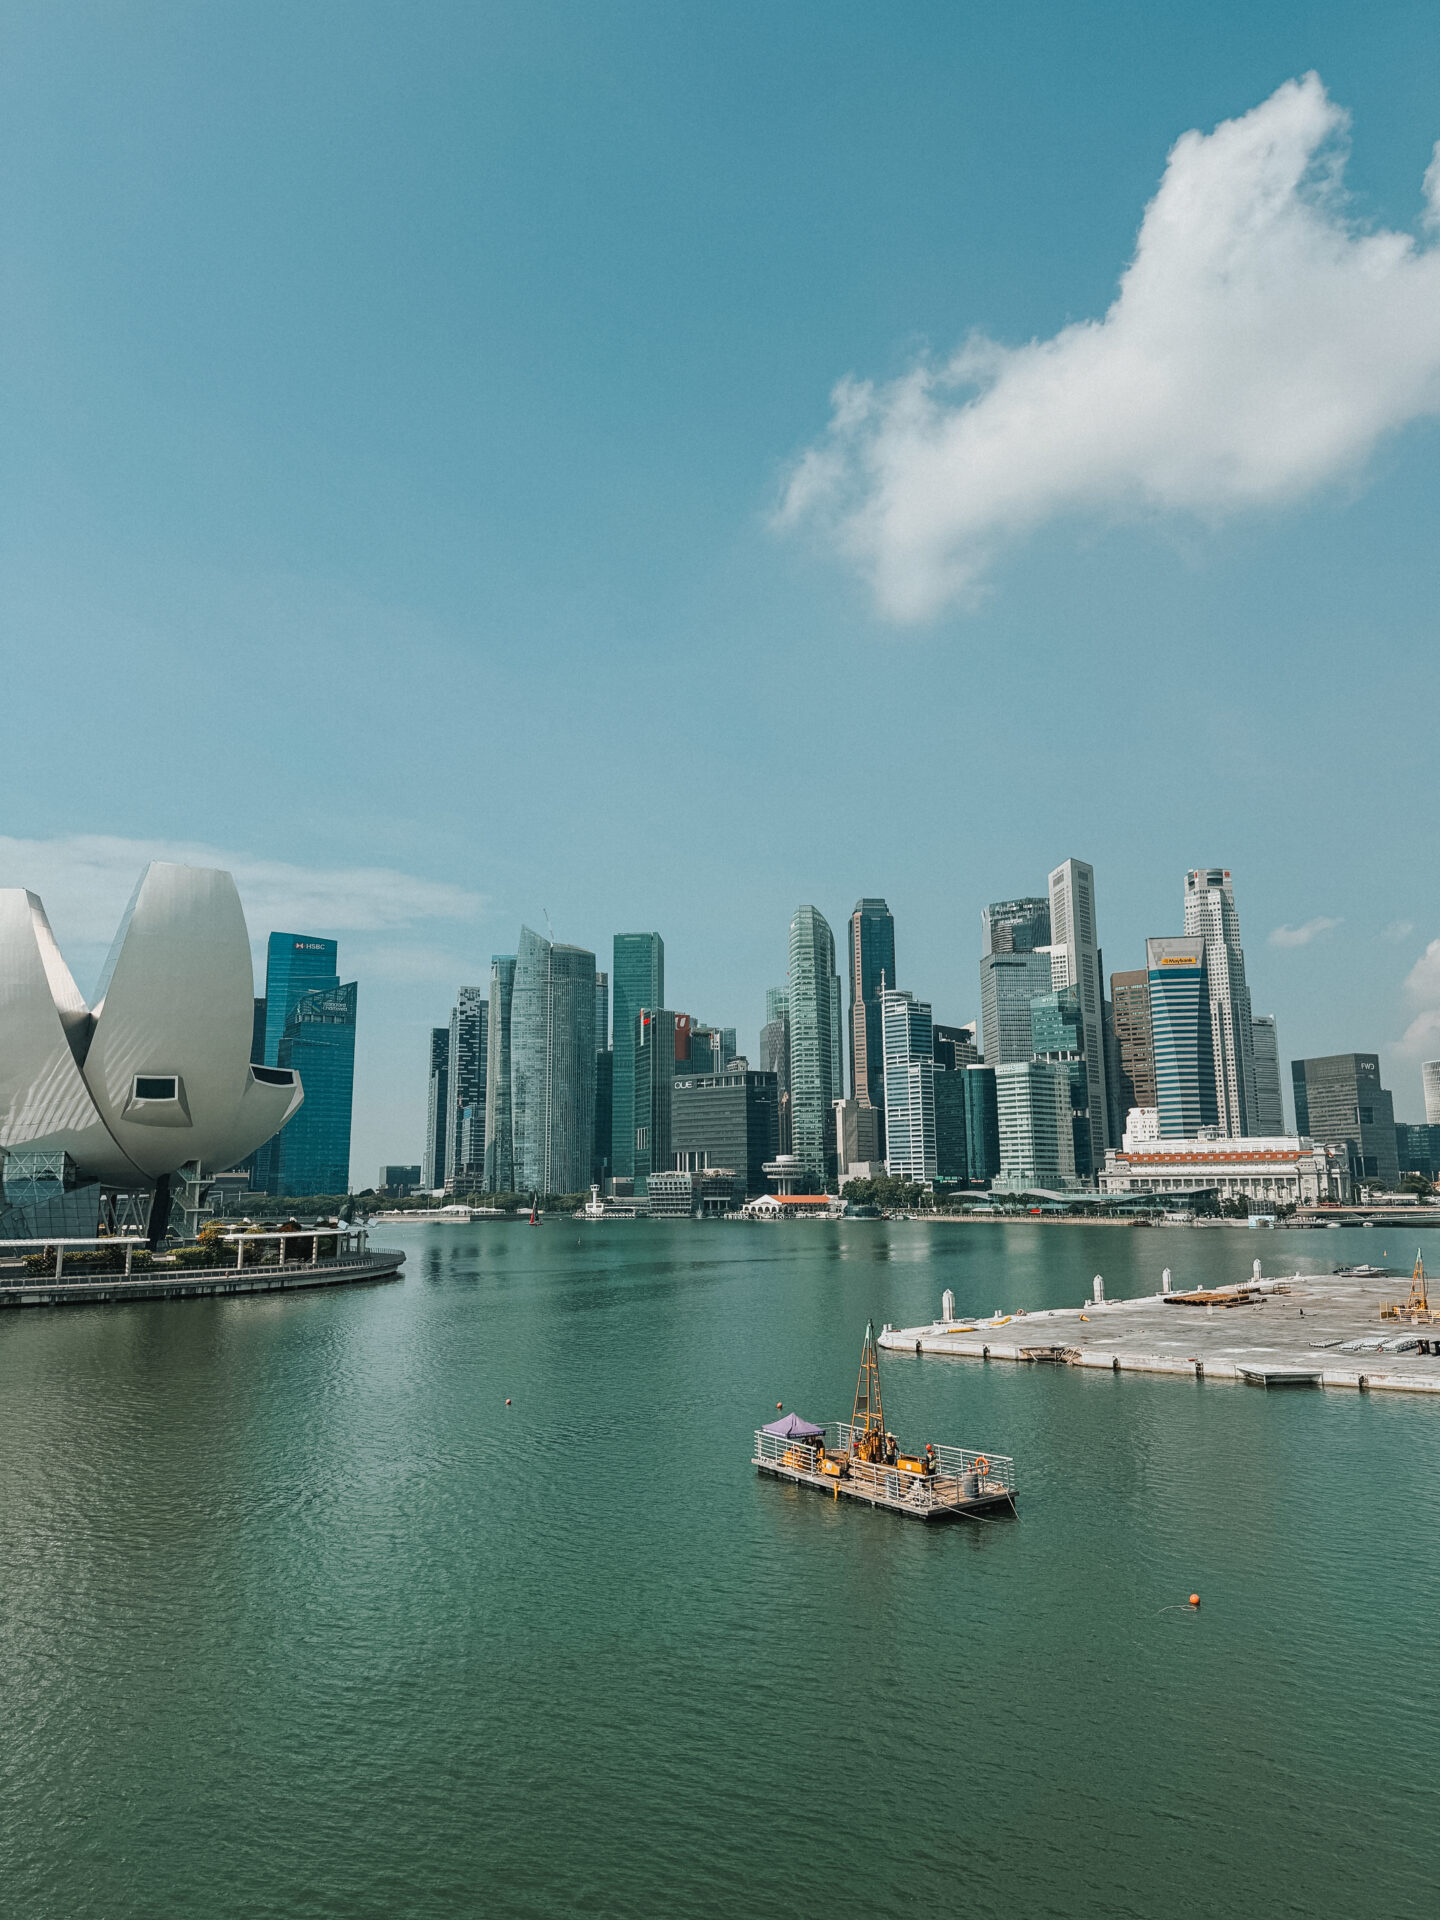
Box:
(423, 1025), (449, 1191)
(1146, 937), (1219, 1137)
(611, 934), (663, 1181)
(787, 906), (842, 1186)
(1184, 868), (1257, 1137)
(445, 986), (488, 1193)
(981, 897), (1050, 957)
(631, 1007), (676, 1194)
(482, 955), (517, 1193)
(963, 1064), (1000, 1185)
(1250, 1014), (1285, 1134)
(1047, 858), (1112, 1157)
(848, 898), (895, 1149)
(760, 988), (791, 1155)
(1110, 968), (1156, 1125)
(980, 950), (1053, 1065)
(274, 981), (357, 1195)
(1030, 985), (1093, 1181)
(261, 933), (339, 1067)
(511, 927), (597, 1196)
(994, 1061), (1075, 1191)
(1292, 1054), (1398, 1184)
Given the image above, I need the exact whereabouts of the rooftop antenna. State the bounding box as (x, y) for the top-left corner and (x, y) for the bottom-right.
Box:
(543, 907), (554, 943)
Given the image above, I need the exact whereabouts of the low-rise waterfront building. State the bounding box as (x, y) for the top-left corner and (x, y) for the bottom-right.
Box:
(646, 1167), (745, 1217)
(1098, 1134), (1352, 1206)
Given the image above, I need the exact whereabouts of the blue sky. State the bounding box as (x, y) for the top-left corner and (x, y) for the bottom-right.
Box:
(4, 2), (1440, 1176)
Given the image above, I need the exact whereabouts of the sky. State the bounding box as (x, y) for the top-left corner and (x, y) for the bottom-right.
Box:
(3, 1), (1440, 1178)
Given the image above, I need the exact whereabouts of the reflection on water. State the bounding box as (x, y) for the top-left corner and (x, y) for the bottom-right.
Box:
(1, 1220), (1435, 1918)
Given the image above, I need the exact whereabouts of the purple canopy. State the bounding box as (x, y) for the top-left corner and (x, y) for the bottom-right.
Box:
(762, 1413), (825, 1439)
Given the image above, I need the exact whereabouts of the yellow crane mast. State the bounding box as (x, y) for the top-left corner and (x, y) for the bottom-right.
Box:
(850, 1320), (887, 1463)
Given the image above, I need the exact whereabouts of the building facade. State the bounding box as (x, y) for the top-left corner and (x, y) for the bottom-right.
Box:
(933, 1022), (979, 1071)
(933, 1065), (968, 1184)
(631, 1007), (676, 1194)
(611, 933), (664, 1182)
(273, 980), (356, 1195)
(880, 987), (936, 1184)
(1184, 868), (1257, 1137)
(1250, 1014), (1285, 1134)
(848, 898), (896, 1152)
(1291, 1054), (1399, 1186)
(993, 1060), (1075, 1192)
(671, 1067), (779, 1196)
(981, 897), (1051, 957)
(483, 954), (517, 1193)
(1395, 1122), (1440, 1180)
(980, 950), (1053, 1066)
(788, 906), (843, 1186)
(964, 1065), (1001, 1185)
(1030, 986), (1093, 1182)
(1423, 1061), (1440, 1126)
(511, 927), (598, 1197)
(1146, 938), (1219, 1138)
(1047, 858), (1111, 1158)
(760, 988), (791, 1155)
(1099, 1136), (1351, 1208)
(834, 1097), (883, 1179)
(423, 1025), (450, 1191)
(1110, 968), (1156, 1123)
(445, 986), (488, 1193)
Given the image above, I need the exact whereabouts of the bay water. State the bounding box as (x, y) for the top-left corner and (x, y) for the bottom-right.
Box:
(2, 1220), (1436, 1917)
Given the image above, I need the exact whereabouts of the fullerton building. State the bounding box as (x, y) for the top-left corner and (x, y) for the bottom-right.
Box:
(1098, 1127), (1352, 1209)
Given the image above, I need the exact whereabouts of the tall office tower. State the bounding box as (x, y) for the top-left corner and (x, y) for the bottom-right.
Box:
(788, 906), (842, 1185)
(1250, 1015), (1285, 1133)
(611, 934), (664, 1180)
(252, 933), (342, 1192)
(594, 971), (609, 1052)
(592, 1048), (613, 1187)
(981, 897), (1051, 956)
(483, 954), (517, 1193)
(1395, 1122), (1440, 1180)
(1292, 1054), (1399, 1185)
(1146, 938), (1219, 1138)
(423, 1026), (450, 1191)
(1030, 986), (1093, 1181)
(848, 899), (896, 1142)
(835, 1097), (883, 1175)
(994, 1061), (1075, 1190)
(980, 949), (1053, 1065)
(1047, 859), (1112, 1157)
(1110, 969), (1157, 1126)
(933, 1066), (968, 1183)
(445, 986), (488, 1193)
(933, 1023), (979, 1071)
(274, 981), (357, 1195)
(511, 927), (597, 1196)
(1184, 868), (1257, 1136)
(880, 987), (936, 1184)
(672, 1066), (780, 1197)
(964, 1064), (1001, 1185)
(760, 988), (791, 1155)
(632, 1007), (677, 1193)
(1424, 1061), (1440, 1126)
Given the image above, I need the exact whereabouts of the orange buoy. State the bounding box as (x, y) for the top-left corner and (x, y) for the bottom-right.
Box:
(505, 1398), (512, 1406)
(1188, 1593), (1200, 1608)
(776, 1402), (783, 1410)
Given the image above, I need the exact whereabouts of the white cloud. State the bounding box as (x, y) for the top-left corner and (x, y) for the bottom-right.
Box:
(778, 74), (1440, 619)
(1384, 919), (1415, 942)
(1269, 916), (1342, 948)
(1394, 937), (1440, 1058)
(0, 834), (482, 947)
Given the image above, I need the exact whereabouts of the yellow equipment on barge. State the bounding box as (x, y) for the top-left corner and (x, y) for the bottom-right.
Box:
(753, 1322), (1016, 1523)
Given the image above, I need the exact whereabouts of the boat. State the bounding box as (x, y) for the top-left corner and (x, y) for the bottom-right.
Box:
(752, 1322), (1017, 1523)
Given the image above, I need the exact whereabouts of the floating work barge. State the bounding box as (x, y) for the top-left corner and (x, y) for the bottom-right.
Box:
(753, 1322), (1017, 1522)
(0, 1227), (405, 1311)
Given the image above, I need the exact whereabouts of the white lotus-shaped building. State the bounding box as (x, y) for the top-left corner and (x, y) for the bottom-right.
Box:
(0, 863), (303, 1229)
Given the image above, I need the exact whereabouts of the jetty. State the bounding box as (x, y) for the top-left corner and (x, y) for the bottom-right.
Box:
(0, 1227), (404, 1311)
(878, 1257), (1440, 1396)
(754, 1322), (1016, 1521)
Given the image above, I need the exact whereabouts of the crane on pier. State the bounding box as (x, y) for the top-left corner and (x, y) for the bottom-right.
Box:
(850, 1320), (887, 1463)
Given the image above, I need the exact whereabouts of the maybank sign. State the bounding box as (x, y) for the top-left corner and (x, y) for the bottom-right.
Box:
(1158, 955), (1199, 967)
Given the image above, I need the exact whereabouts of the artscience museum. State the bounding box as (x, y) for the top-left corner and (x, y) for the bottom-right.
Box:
(0, 863), (304, 1241)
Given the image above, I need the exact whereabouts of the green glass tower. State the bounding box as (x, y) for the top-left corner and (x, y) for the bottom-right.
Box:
(611, 933), (663, 1181)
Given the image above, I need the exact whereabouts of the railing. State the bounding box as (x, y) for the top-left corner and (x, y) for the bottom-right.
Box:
(0, 1229), (381, 1287)
(753, 1423), (1016, 1505)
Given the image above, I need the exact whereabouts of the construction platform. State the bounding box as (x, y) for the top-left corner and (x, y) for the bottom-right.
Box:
(878, 1265), (1440, 1395)
(753, 1420), (1016, 1521)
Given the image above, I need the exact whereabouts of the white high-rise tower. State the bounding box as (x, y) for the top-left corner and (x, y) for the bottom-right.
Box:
(1047, 858), (1112, 1157)
(1423, 1060), (1440, 1126)
(1184, 868), (1257, 1137)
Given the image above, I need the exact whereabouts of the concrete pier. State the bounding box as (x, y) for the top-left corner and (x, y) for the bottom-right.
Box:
(879, 1269), (1440, 1396)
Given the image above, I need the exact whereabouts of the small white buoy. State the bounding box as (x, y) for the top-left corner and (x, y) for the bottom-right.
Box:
(1253, 1258), (1263, 1282)
(1162, 1267), (1172, 1295)
(941, 1288), (956, 1321)
(1093, 1275), (1105, 1304)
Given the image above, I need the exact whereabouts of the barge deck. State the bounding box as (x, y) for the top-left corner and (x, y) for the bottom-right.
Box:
(0, 1228), (404, 1311)
(754, 1421), (1016, 1521)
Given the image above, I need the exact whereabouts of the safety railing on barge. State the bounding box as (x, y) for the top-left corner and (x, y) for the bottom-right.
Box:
(753, 1422), (1015, 1508)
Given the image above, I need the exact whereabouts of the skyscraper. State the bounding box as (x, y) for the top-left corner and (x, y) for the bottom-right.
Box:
(274, 981), (357, 1195)
(611, 934), (663, 1181)
(994, 1061), (1075, 1191)
(848, 899), (895, 1148)
(980, 950), (1053, 1065)
(423, 1026), (449, 1191)
(632, 1007), (676, 1193)
(1030, 985), (1093, 1181)
(880, 987), (936, 1184)
(1146, 937), (1219, 1138)
(1250, 1014), (1285, 1133)
(932, 1065), (967, 1184)
(1110, 968), (1157, 1123)
(1423, 1061), (1440, 1126)
(1184, 868), (1257, 1136)
(1292, 1054), (1399, 1185)
(511, 927), (597, 1196)
(593, 969), (612, 1188)
(1047, 859), (1112, 1157)
(445, 986), (488, 1193)
(760, 988), (791, 1155)
(964, 1065), (1001, 1185)
(981, 897), (1050, 956)
(253, 932), (342, 1192)
(788, 906), (842, 1185)
(933, 1023), (979, 1071)
(483, 954), (517, 1193)
(594, 971), (609, 1052)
